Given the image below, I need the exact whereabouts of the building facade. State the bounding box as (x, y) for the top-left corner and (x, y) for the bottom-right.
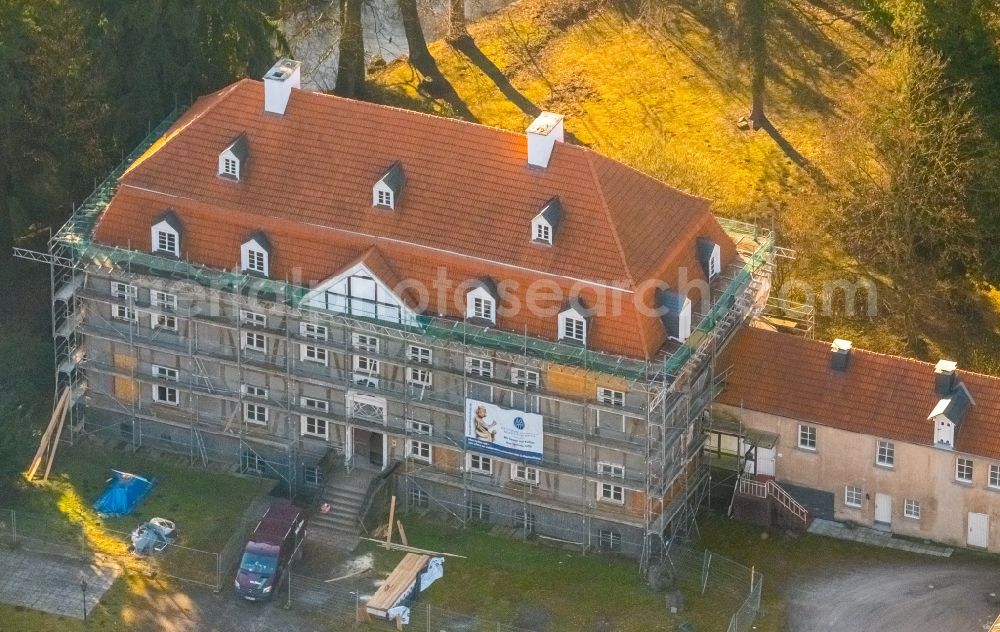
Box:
(716, 327), (1000, 552)
(34, 59), (774, 564)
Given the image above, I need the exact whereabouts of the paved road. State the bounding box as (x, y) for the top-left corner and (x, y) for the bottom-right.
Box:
(785, 560), (1000, 631)
(0, 548), (120, 619)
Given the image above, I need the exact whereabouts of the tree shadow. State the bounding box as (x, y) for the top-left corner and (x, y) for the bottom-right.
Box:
(759, 118), (830, 188)
(448, 34), (542, 118)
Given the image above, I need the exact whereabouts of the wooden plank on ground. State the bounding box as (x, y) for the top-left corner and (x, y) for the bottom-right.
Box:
(27, 389), (69, 480)
(43, 393), (70, 481)
(385, 495), (396, 544)
(366, 552), (430, 614)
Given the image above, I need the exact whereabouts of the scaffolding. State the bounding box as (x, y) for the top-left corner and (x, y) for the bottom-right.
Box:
(15, 108), (778, 566)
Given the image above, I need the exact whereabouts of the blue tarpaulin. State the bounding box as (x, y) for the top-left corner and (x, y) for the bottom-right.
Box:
(93, 470), (155, 517)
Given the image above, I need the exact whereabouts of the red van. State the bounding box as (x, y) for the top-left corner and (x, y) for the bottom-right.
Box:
(234, 502), (306, 601)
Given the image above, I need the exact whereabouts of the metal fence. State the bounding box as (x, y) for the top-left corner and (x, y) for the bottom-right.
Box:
(0, 498), (272, 592)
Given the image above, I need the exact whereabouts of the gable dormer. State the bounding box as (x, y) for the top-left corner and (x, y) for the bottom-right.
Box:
(219, 134), (248, 181)
(532, 197), (562, 245)
(373, 162), (405, 209)
(696, 237), (722, 280)
(151, 210), (182, 257)
(558, 298), (591, 345)
(241, 231), (271, 277)
(929, 361), (974, 449)
(466, 277), (499, 324)
(657, 288), (692, 343)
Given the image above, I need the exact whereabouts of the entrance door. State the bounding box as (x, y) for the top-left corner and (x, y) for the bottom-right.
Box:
(756, 447), (776, 477)
(968, 512), (990, 548)
(874, 493), (892, 525)
(369, 432), (384, 468)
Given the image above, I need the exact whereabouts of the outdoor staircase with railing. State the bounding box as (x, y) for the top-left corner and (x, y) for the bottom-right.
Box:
(308, 464), (380, 551)
(732, 473), (811, 529)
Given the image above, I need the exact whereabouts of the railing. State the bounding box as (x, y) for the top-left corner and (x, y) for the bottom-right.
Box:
(735, 474), (809, 525)
(736, 475), (768, 499)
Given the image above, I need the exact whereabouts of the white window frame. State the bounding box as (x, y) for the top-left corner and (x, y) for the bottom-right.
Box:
(244, 248), (267, 275)
(511, 464), (539, 485)
(511, 368), (540, 390)
(560, 315), (586, 343)
(243, 402), (268, 425)
(300, 322), (328, 340)
(534, 222), (551, 243)
(407, 366), (433, 388)
(112, 282), (137, 300)
(222, 156), (239, 178)
(876, 440), (894, 468)
(151, 290), (176, 310)
(798, 424), (817, 451)
(301, 344), (329, 366)
(301, 397), (329, 412)
(300, 415), (329, 440)
(407, 439), (432, 463)
(466, 287), (496, 323)
(599, 482), (625, 505)
(957, 457), (974, 483)
(598, 462), (625, 480)
(377, 188), (393, 207)
(466, 357), (494, 378)
(153, 312), (178, 332)
(990, 464), (1000, 490)
(242, 331), (267, 352)
(352, 333), (380, 353)
(151, 365), (179, 406)
(242, 384), (268, 399)
(407, 419), (432, 436)
(153, 228), (178, 256)
(468, 453), (493, 475)
(408, 345), (432, 364)
(353, 355), (380, 375)
(152, 365), (178, 381)
(904, 498), (921, 519)
(844, 486), (863, 508)
(597, 387), (624, 407)
(240, 310), (266, 328)
(112, 304), (138, 322)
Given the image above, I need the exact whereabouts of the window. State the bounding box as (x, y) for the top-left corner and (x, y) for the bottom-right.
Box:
(153, 365), (178, 381)
(561, 316), (586, 342)
(991, 464), (1000, 489)
(112, 282), (137, 300)
(844, 486), (863, 508)
(598, 462), (625, 480)
(352, 333), (380, 353)
(876, 440), (895, 467)
(112, 304), (137, 322)
(303, 465), (321, 487)
(466, 287), (497, 323)
(150, 290), (176, 311)
(468, 454), (493, 475)
(155, 230), (178, 256)
(301, 397), (329, 412)
(300, 322), (328, 340)
(245, 249), (266, 274)
(598, 529), (621, 552)
(243, 403), (268, 425)
(241, 310), (266, 327)
(534, 222), (551, 243)
(597, 388), (624, 407)
(153, 313), (177, 331)
(408, 345), (432, 364)
(353, 355), (380, 375)
(708, 253), (719, 278)
(798, 424), (817, 451)
(904, 499), (921, 519)
(377, 189), (393, 207)
(301, 415), (328, 439)
(407, 367), (433, 388)
(242, 451), (265, 474)
(472, 296), (494, 321)
(957, 457), (974, 483)
(599, 482), (624, 504)
(514, 511), (536, 533)
(409, 486), (429, 509)
(511, 368), (540, 389)
(242, 384), (268, 399)
(301, 344), (328, 366)
(511, 464), (539, 485)
(223, 157), (238, 177)
(407, 439), (431, 463)
(466, 357), (494, 378)
(467, 501), (490, 522)
(242, 331), (267, 352)
(407, 420), (432, 435)
(151, 367), (179, 406)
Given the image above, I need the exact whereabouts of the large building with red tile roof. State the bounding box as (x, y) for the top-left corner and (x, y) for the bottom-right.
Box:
(45, 59), (774, 560)
(714, 326), (1000, 551)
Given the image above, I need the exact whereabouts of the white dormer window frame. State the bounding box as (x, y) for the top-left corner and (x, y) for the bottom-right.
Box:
(218, 149), (241, 180)
(240, 238), (269, 276)
(151, 220), (179, 257)
(707, 243), (721, 279)
(373, 182), (395, 209)
(532, 217), (553, 245)
(466, 286), (496, 323)
(558, 306), (588, 344)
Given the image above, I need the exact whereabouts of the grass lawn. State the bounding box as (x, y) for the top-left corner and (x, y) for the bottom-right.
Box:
(370, 0), (1000, 371)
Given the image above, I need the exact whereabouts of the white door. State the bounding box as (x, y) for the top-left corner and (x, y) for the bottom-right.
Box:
(756, 447), (776, 477)
(874, 493), (892, 525)
(968, 512), (990, 548)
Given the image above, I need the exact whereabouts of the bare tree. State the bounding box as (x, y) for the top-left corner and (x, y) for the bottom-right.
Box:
(448, 0), (467, 40)
(397, 0), (436, 77)
(335, 0), (365, 97)
(744, 0), (768, 129)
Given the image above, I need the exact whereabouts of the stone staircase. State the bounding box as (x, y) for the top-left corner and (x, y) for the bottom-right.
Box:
(309, 465), (380, 551)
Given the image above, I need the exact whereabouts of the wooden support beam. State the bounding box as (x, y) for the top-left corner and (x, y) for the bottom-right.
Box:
(43, 395), (70, 481)
(27, 389), (69, 481)
(385, 495), (396, 544)
(358, 537), (467, 559)
(396, 520), (408, 546)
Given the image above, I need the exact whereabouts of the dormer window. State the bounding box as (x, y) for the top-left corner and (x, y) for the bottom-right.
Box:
(697, 237), (722, 281)
(240, 231), (271, 277)
(466, 278), (499, 324)
(558, 299), (591, 345)
(151, 210), (182, 257)
(657, 288), (692, 343)
(531, 197), (562, 245)
(218, 134), (248, 181)
(373, 161), (405, 209)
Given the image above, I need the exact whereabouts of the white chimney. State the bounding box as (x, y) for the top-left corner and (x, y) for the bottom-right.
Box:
(526, 112), (565, 168)
(263, 59), (302, 115)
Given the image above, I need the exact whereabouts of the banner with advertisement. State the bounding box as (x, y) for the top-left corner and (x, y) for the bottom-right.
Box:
(464, 399), (543, 462)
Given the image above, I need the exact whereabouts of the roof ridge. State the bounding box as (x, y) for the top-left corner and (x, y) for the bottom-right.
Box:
(583, 151), (637, 290)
